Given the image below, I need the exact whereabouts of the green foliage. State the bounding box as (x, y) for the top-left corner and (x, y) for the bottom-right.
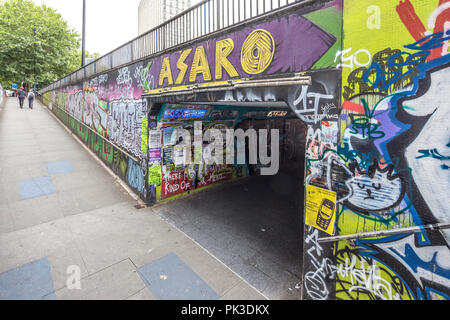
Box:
(0, 0), (81, 89)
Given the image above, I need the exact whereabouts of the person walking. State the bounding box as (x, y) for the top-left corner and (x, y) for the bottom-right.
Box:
(27, 89), (35, 109)
(17, 87), (26, 108)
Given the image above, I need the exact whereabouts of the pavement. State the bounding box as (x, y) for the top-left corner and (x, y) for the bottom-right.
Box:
(0, 97), (267, 300)
(152, 171), (305, 300)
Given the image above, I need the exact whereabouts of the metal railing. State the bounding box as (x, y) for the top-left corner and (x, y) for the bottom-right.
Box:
(40, 0), (307, 94)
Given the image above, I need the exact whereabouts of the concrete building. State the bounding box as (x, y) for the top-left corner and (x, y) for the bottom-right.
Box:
(138, 0), (196, 35)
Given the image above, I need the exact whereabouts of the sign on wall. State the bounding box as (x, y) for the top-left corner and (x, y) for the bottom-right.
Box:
(305, 185), (337, 236)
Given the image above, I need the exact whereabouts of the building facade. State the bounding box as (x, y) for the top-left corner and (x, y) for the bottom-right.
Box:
(138, 0), (196, 35)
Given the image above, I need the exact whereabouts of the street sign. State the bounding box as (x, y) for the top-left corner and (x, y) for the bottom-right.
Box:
(12, 83), (18, 89)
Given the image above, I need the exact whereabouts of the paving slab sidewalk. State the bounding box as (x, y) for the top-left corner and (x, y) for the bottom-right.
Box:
(0, 98), (266, 300)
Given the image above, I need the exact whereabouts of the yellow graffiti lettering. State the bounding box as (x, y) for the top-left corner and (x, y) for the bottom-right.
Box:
(175, 48), (193, 84)
(189, 46), (212, 82)
(159, 57), (174, 86)
(215, 38), (239, 80)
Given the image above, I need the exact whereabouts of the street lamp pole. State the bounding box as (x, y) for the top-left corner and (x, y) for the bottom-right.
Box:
(81, 0), (86, 67)
(33, 24), (37, 91)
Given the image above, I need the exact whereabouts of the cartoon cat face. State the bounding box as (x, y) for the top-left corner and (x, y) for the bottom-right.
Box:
(345, 167), (405, 213)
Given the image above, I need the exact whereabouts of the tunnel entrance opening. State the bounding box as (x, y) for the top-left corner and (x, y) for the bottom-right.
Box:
(148, 100), (308, 299)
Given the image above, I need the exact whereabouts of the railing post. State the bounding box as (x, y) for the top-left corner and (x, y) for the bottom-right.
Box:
(41, 0), (311, 92)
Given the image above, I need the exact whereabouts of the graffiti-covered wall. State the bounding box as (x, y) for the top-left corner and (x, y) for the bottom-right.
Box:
(42, 62), (151, 202)
(0, 84), (4, 106)
(140, 2), (341, 95)
(41, 0), (343, 207)
(39, 0), (449, 300)
(302, 0), (450, 300)
(142, 0), (343, 203)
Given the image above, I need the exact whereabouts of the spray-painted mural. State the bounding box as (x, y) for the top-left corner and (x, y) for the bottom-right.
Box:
(42, 1), (342, 206)
(42, 62), (150, 201)
(140, 1), (342, 96)
(40, 0), (450, 300)
(147, 103), (305, 202)
(140, 1), (343, 203)
(302, 0), (450, 300)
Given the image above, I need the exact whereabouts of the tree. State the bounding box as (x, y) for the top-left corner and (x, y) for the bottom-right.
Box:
(0, 0), (80, 90)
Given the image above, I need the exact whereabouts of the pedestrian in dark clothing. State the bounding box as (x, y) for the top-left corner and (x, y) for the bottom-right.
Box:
(17, 87), (26, 108)
(27, 89), (35, 109)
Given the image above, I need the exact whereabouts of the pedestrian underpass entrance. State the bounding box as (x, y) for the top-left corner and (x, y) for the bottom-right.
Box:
(39, 0), (344, 300)
(142, 98), (309, 299)
(139, 62), (341, 298)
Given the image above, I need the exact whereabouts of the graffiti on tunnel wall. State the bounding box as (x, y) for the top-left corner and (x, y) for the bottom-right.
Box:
(42, 0), (343, 206)
(302, 0), (450, 300)
(50, 64), (148, 161)
(0, 84), (4, 106)
(40, 0), (449, 300)
(43, 63), (149, 201)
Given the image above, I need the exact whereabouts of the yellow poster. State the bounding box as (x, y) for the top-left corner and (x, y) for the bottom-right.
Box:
(305, 185), (337, 236)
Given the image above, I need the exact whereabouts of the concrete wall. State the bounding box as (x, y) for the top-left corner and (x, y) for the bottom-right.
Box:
(302, 0), (450, 300)
(42, 0), (342, 205)
(40, 0), (450, 300)
(42, 62), (151, 202)
(337, 0), (450, 301)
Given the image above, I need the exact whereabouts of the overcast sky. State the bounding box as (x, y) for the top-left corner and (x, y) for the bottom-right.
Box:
(32, 0), (141, 56)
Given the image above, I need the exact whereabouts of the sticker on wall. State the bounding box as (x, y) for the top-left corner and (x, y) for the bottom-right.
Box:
(148, 165), (162, 186)
(149, 130), (161, 149)
(163, 128), (175, 146)
(162, 147), (174, 165)
(173, 145), (190, 166)
(305, 185), (337, 236)
(267, 111), (288, 117)
(141, 117), (148, 154)
(149, 148), (162, 163)
(320, 121), (339, 144)
(163, 108), (207, 120)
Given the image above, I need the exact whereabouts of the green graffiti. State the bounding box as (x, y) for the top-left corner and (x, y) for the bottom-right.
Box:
(101, 140), (114, 164)
(141, 117), (148, 154)
(142, 61), (154, 91)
